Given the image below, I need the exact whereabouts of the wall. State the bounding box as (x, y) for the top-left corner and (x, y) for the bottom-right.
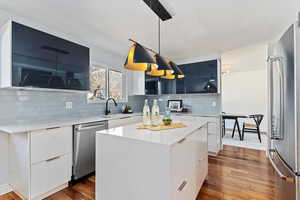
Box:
(222, 70), (268, 131)
(221, 44), (268, 131)
(146, 94), (222, 115)
(0, 132), (9, 193)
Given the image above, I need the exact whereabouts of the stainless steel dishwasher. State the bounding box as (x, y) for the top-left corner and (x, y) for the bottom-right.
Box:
(73, 121), (108, 180)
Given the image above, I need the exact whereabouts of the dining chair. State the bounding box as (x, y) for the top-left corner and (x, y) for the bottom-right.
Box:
(242, 114), (264, 143)
(221, 112), (226, 137)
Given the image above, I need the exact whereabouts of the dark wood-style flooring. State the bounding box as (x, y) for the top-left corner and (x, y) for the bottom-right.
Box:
(0, 145), (275, 200)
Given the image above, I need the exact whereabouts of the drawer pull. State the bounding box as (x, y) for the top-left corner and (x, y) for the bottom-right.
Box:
(177, 180), (187, 192)
(120, 116), (131, 119)
(46, 156), (61, 162)
(177, 138), (186, 144)
(46, 127), (61, 130)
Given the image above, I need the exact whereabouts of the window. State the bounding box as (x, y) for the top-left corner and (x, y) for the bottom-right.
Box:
(87, 67), (125, 102)
(88, 65), (107, 100)
(108, 70), (123, 100)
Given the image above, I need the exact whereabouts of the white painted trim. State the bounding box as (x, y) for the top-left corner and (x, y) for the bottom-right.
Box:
(208, 152), (218, 157)
(32, 183), (68, 200)
(0, 184), (12, 195)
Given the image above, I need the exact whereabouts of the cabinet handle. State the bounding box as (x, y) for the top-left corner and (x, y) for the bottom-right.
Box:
(46, 127), (60, 130)
(46, 156), (61, 162)
(177, 138), (186, 144)
(177, 180), (187, 192)
(120, 116), (131, 119)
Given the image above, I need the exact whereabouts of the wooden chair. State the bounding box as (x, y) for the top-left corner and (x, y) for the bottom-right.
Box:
(242, 114), (264, 143)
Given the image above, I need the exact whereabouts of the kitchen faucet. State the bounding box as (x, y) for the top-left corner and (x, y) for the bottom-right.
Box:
(105, 98), (118, 115)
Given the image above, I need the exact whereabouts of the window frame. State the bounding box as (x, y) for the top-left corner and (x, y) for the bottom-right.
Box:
(87, 64), (127, 103)
(108, 69), (127, 102)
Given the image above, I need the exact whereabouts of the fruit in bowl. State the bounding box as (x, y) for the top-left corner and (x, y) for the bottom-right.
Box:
(162, 118), (172, 126)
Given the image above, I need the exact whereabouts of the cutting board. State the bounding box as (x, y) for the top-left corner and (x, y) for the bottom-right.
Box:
(137, 123), (187, 131)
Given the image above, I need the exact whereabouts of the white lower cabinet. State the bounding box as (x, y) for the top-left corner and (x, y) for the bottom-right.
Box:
(31, 126), (72, 164)
(31, 154), (72, 199)
(199, 116), (221, 156)
(9, 126), (73, 200)
(170, 125), (208, 200)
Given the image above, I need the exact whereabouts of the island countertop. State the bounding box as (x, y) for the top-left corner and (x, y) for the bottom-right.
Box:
(97, 116), (207, 146)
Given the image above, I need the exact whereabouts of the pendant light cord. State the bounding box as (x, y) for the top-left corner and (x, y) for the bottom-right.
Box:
(158, 17), (161, 54)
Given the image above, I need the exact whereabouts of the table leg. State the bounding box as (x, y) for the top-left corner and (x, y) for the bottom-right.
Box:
(236, 119), (242, 141)
(232, 120), (237, 138)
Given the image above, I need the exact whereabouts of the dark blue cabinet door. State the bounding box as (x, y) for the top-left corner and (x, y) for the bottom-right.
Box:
(145, 60), (218, 95)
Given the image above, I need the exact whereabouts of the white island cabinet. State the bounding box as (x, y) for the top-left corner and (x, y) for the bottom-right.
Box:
(96, 118), (208, 200)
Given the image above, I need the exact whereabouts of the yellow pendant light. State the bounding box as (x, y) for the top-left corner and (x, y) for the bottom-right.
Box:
(161, 61), (184, 79)
(147, 54), (173, 76)
(124, 42), (157, 71)
(161, 74), (175, 79)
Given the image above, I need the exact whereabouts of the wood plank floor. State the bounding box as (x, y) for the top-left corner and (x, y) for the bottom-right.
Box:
(0, 145), (275, 200)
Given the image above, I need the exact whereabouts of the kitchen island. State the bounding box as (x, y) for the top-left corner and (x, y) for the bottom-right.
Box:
(96, 116), (208, 200)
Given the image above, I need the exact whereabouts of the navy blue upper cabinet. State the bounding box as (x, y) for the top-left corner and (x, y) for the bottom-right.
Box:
(11, 22), (90, 91)
(145, 60), (218, 95)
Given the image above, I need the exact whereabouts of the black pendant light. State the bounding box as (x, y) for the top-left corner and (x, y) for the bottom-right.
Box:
(124, 42), (157, 71)
(170, 61), (184, 78)
(161, 61), (185, 79)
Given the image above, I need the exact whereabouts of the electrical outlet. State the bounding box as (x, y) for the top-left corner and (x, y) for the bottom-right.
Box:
(212, 101), (216, 107)
(65, 102), (73, 110)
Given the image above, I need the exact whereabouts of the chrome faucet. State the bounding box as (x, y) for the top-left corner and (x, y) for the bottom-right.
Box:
(105, 98), (118, 115)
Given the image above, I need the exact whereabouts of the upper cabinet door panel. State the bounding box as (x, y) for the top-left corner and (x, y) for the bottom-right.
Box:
(11, 22), (90, 90)
(145, 59), (218, 95)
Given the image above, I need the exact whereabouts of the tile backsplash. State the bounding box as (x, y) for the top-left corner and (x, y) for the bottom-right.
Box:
(0, 89), (221, 126)
(0, 89), (145, 125)
(144, 94), (222, 115)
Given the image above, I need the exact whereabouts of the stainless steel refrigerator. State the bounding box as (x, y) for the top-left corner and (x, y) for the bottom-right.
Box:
(268, 22), (300, 200)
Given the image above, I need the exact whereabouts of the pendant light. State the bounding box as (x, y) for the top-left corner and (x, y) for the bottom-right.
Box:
(124, 41), (157, 71)
(161, 61), (184, 79)
(147, 18), (173, 76)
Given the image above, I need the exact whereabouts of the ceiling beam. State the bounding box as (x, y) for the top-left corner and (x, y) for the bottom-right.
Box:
(143, 0), (172, 21)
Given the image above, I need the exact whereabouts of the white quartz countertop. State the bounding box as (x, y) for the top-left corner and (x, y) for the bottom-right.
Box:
(0, 113), (142, 134)
(97, 116), (208, 146)
(0, 112), (219, 134)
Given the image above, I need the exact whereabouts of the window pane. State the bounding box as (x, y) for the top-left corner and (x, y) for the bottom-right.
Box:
(109, 70), (122, 100)
(89, 66), (106, 100)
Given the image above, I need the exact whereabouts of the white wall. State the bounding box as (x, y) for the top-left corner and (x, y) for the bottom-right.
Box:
(0, 132), (9, 194)
(222, 69), (268, 131)
(222, 44), (268, 132)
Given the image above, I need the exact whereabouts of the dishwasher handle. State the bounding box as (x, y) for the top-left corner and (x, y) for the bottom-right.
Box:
(75, 123), (107, 131)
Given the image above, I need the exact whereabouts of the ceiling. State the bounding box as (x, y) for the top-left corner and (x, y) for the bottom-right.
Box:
(0, 0), (299, 67)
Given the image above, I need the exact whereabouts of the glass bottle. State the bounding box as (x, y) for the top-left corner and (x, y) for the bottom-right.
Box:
(164, 107), (171, 120)
(143, 99), (151, 126)
(151, 99), (160, 126)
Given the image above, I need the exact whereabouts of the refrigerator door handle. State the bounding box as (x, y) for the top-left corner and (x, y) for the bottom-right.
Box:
(269, 149), (295, 183)
(278, 57), (285, 139)
(269, 56), (285, 140)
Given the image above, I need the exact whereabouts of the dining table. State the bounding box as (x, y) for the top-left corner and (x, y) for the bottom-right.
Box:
(222, 113), (249, 141)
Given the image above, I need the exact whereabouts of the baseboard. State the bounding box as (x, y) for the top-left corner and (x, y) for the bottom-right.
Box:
(32, 183), (68, 200)
(208, 151), (218, 157)
(0, 184), (12, 195)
